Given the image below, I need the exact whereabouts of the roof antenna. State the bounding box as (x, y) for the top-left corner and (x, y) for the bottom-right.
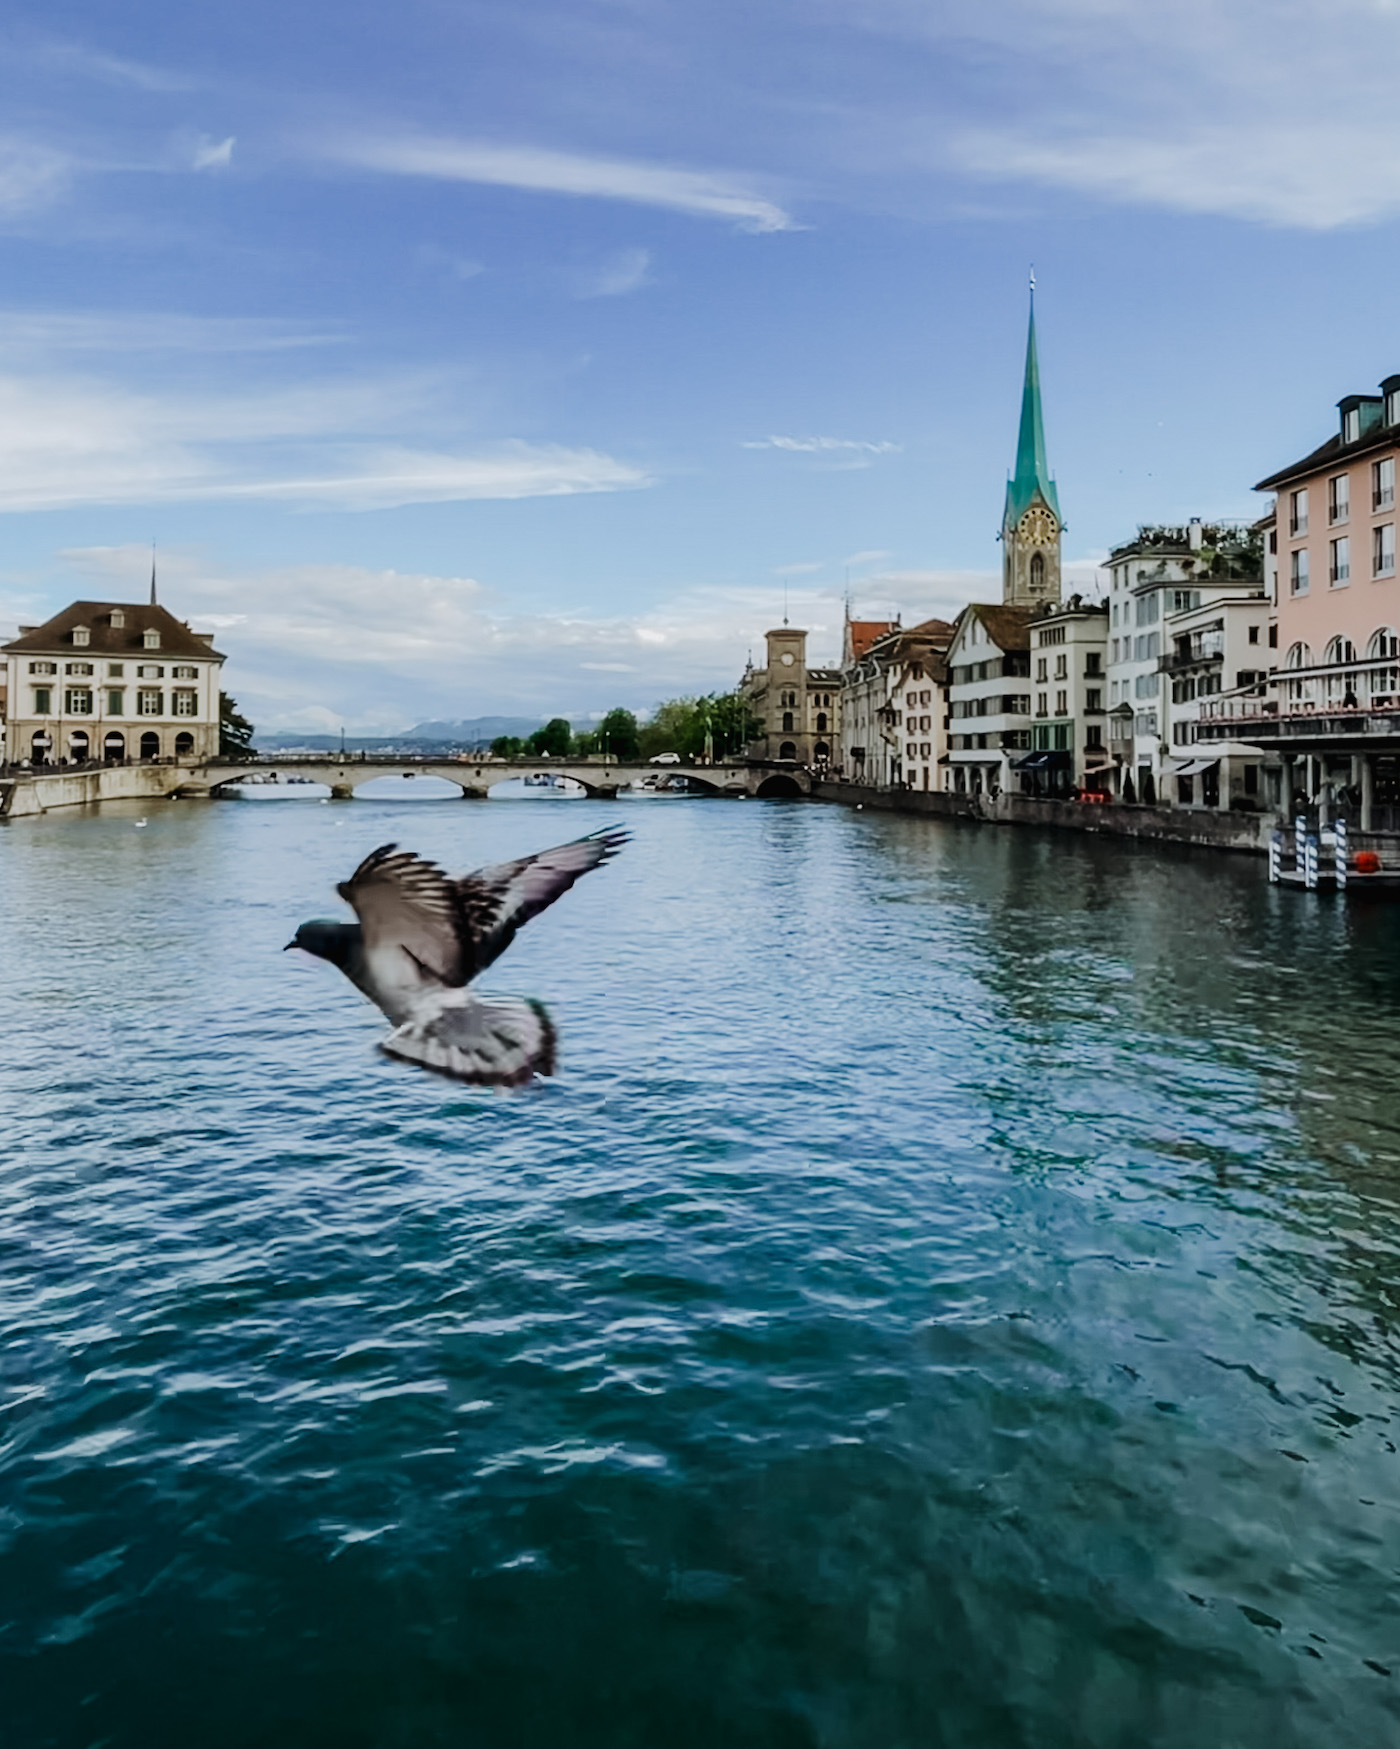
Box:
(149, 541), (158, 607)
(783, 579), (789, 627)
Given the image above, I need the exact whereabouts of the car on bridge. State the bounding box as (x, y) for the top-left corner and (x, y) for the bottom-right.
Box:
(649, 752), (681, 765)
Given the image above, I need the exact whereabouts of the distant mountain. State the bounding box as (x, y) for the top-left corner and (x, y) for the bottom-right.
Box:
(255, 715), (543, 753)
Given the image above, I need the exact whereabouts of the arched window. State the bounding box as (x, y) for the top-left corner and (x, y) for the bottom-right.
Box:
(1030, 552), (1045, 591)
(1323, 636), (1358, 707)
(1285, 642), (1314, 708)
(174, 731), (195, 757)
(103, 730), (126, 762)
(69, 730), (90, 761)
(1368, 628), (1398, 705)
(816, 712), (827, 732)
(781, 710), (794, 732)
(814, 741), (830, 761)
(140, 731), (160, 760)
(778, 741), (797, 761)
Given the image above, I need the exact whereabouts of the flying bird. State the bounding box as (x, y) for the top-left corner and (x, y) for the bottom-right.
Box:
(287, 825), (627, 1086)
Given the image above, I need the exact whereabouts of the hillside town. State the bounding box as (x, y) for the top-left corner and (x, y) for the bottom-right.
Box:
(740, 304), (1400, 835)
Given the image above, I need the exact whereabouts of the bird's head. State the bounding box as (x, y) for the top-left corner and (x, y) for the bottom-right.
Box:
(285, 918), (359, 969)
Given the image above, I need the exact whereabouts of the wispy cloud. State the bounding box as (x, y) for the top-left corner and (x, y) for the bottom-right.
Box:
(0, 371), (648, 512)
(0, 137), (72, 216)
(328, 136), (795, 232)
(28, 37), (193, 93)
(743, 436), (901, 454)
(0, 310), (347, 356)
(192, 135), (235, 172)
(574, 246), (652, 298)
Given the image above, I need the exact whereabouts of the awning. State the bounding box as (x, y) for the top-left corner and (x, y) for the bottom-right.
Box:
(1013, 750), (1072, 771)
(1170, 758), (1220, 778)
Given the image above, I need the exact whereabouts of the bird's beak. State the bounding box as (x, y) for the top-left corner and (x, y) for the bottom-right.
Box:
(283, 941), (297, 951)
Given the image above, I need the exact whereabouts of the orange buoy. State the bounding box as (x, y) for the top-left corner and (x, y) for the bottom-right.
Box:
(1355, 850), (1382, 874)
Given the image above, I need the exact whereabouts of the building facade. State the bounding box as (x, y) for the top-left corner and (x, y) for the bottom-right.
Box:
(3, 601), (225, 766)
(741, 626), (841, 766)
(1024, 596), (1109, 796)
(944, 605), (1034, 794)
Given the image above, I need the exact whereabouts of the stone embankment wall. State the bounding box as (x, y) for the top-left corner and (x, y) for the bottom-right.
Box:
(812, 781), (1274, 855)
(0, 764), (188, 819)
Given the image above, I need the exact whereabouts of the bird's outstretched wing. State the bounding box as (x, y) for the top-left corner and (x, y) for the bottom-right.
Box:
(337, 844), (469, 1000)
(456, 825), (628, 977)
(381, 994), (557, 1086)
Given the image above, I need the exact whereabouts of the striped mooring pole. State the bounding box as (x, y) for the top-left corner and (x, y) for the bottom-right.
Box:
(1335, 818), (1348, 891)
(1295, 815), (1307, 872)
(1304, 833), (1320, 890)
(1268, 832), (1283, 883)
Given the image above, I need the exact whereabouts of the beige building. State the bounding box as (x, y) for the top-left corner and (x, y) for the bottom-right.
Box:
(3, 601), (225, 766)
(838, 615), (953, 790)
(742, 626), (841, 766)
(1025, 596), (1109, 796)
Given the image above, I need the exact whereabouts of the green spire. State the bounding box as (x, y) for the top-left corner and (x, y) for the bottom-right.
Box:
(1004, 294), (1061, 529)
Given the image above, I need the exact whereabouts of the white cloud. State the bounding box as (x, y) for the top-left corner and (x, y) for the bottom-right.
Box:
(743, 436), (901, 454)
(575, 246), (652, 298)
(0, 370), (648, 511)
(192, 135), (235, 172)
(0, 137), (71, 215)
(29, 38), (193, 93)
(329, 136), (795, 232)
(0, 309), (347, 356)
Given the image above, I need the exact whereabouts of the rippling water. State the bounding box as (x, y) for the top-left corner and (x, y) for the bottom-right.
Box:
(4, 795), (1400, 1748)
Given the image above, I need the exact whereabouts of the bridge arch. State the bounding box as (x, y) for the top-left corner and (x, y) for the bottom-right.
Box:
(755, 772), (806, 799)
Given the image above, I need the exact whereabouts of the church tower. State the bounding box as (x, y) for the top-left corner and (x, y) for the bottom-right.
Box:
(1001, 291), (1063, 607)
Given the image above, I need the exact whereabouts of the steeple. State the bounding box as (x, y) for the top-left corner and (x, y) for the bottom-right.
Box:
(150, 542), (158, 607)
(1003, 289), (1061, 530)
(1000, 281), (1063, 607)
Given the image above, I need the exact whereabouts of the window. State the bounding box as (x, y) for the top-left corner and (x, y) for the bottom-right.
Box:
(1285, 641), (1314, 707)
(1036, 658), (1047, 682)
(1290, 489), (1309, 536)
(64, 689), (92, 714)
(1169, 589), (1200, 612)
(1368, 628), (1398, 704)
(1388, 389), (1400, 428)
(72, 626), (90, 647)
(33, 687), (51, 714)
(28, 660), (56, 675)
(143, 629), (161, 650)
(1330, 536), (1350, 585)
(107, 690), (124, 715)
(1134, 673), (1156, 700)
(1290, 548), (1310, 594)
(1055, 689), (1067, 715)
(1054, 654), (1067, 680)
(1030, 552), (1045, 591)
(1269, 624), (1279, 647)
(1085, 725), (1103, 749)
(1248, 625), (1260, 644)
(1036, 692), (1047, 718)
(137, 689), (163, 716)
(138, 664), (164, 679)
(1375, 524), (1396, 578)
(781, 711), (794, 732)
(173, 664), (198, 680)
(1135, 592), (1160, 626)
(1085, 653), (1102, 676)
(1329, 474), (1350, 523)
(1085, 689), (1102, 712)
(1376, 457), (1396, 511)
(108, 663), (124, 677)
(65, 661), (93, 675)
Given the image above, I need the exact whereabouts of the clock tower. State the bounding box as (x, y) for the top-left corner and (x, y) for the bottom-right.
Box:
(1001, 292), (1063, 608)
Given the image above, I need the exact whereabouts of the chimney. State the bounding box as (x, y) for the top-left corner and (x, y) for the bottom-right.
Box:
(1188, 518), (1203, 551)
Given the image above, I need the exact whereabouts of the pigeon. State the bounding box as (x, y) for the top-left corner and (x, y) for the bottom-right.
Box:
(287, 825), (627, 1086)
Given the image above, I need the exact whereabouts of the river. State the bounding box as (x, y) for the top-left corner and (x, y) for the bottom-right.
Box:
(2, 794), (1398, 1747)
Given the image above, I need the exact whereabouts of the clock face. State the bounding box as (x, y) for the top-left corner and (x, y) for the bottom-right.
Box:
(780, 652), (796, 666)
(1020, 506), (1058, 546)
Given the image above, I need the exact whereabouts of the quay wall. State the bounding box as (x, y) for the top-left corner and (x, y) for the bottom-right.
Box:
(812, 781), (1274, 856)
(0, 764), (192, 819)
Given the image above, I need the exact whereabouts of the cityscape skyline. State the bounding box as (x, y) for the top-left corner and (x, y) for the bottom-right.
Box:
(1, 2), (1398, 730)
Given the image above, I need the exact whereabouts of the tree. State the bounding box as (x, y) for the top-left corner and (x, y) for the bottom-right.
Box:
(526, 717), (573, 757)
(491, 735), (524, 757)
(219, 693), (256, 761)
(594, 707), (640, 760)
(636, 692), (760, 761)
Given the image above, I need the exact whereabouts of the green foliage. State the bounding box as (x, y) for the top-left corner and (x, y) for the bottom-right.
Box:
(219, 693), (256, 761)
(638, 692), (759, 761)
(526, 717), (573, 757)
(491, 735), (524, 757)
(594, 708), (640, 760)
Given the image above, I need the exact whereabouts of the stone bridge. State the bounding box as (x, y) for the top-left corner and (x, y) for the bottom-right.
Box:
(180, 754), (815, 801)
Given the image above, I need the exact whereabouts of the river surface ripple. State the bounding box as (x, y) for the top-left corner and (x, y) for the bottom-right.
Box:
(3, 797), (1400, 1748)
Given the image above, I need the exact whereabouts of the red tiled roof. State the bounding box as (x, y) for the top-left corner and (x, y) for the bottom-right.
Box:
(846, 619), (898, 661)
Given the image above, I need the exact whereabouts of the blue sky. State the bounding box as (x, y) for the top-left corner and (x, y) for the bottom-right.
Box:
(3, 0), (1400, 730)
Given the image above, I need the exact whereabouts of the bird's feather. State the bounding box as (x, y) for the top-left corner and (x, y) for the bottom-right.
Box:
(457, 826), (628, 976)
(380, 993), (556, 1086)
(335, 843), (469, 1021)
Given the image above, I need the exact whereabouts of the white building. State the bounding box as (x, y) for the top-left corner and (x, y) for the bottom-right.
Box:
(3, 600), (225, 766)
(1024, 596), (1110, 796)
(1162, 591), (1271, 810)
(944, 605), (1034, 795)
(1105, 521), (1263, 803)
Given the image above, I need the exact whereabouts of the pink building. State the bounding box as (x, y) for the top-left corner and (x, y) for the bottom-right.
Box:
(1200, 373), (1400, 827)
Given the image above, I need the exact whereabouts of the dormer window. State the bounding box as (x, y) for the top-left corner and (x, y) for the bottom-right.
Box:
(1344, 408), (1360, 444)
(143, 629), (161, 650)
(72, 625), (90, 647)
(109, 609), (125, 628)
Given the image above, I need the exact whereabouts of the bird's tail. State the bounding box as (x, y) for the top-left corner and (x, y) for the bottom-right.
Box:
(380, 994), (556, 1087)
